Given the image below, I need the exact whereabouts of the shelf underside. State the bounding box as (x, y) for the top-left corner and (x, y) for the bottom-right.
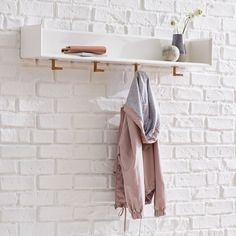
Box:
(36, 54), (210, 68)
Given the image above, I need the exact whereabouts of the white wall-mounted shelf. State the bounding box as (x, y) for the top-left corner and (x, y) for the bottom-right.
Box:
(20, 25), (212, 75)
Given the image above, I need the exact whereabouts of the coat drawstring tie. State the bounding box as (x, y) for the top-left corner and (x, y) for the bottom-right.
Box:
(118, 207), (127, 233)
(118, 207), (142, 236)
(139, 218), (142, 236)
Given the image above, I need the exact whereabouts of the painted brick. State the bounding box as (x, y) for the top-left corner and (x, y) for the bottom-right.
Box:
(1, 81), (35, 96)
(1, 129), (18, 143)
(167, 188), (191, 201)
(175, 117), (204, 128)
(19, 192), (54, 206)
(222, 76), (236, 88)
(226, 229), (236, 236)
(55, 68), (90, 82)
(55, 130), (74, 144)
(207, 172), (218, 186)
(206, 200), (234, 214)
(206, 131), (221, 144)
(57, 160), (91, 174)
(74, 84), (106, 97)
(20, 0), (54, 17)
(193, 187), (220, 200)
(223, 19), (236, 31)
(174, 87), (203, 100)
(38, 114), (71, 129)
(144, 0), (174, 12)
(73, 114), (107, 128)
(191, 73), (220, 87)
(37, 83), (72, 97)
(0, 224), (17, 236)
(0, 0), (17, 15)
(175, 146), (205, 159)
(0, 176), (34, 191)
(57, 222), (89, 236)
(0, 193), (17, 206)
(193, 17), (221, 31)
(0, 160), (16, 174)
(129, 11), (157, 26)
(1, 113), (35, 127)
(110, 0), (138, 9)
(176, 202), (205, 216)
(1, 145), (36, 158)
(160, 102), (189, 115)
(191, 102), (219, 115)
(191, 130), (204, 143)
(72, 145), (107, 159)
(207, 117), (235, 130)
(91, 160), (114, 173)
(57, 4), (90, 19)
(223, 187), (236, 198)
(92, 191), (114, 203)
(208, 3), (235, 17)
(221, 214), (236, 227)
(74, 130), (103, 144)
(221, 131), (234, 143)
(74, 175), (107, 189)
(19, 223), (54, 236)
(205, 89), (234, 102)
(207, 146), (235, 158)
(0, 97), (15, 112)
(170, 129), (190, 143)
(219, 60), (236, 73)
(92, 97), (123, 113)
(192, 216), (219, 229)
(19, 98), (53, 112)
(224, 160), (236, 170)
(1, 208), (36, 222)
(176, 174), (206, 187)
(39, 145), (72, 159)
(0, 31), (17, 47)
(39, 175), (73, 189)
(44, 19), (71, 30)
(176, 0), (205, 14)
(191, 160), (219, 171)
(229, 33), (236, 45)
(32, 130), (54, 144)
(57, 191), (91, 206)
(224, 46), (236, 60)
(218, 172), (235, 185)
(20, 160), (54, 175)
(57, 98), (91, 113)
(162, 160), (189, 173)
(39, 207), (73, 221)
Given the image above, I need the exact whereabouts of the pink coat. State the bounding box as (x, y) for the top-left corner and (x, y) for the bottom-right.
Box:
(114, 71), (166, 219)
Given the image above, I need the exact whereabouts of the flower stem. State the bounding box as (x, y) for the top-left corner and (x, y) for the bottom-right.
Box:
(182, 17), (191, 35)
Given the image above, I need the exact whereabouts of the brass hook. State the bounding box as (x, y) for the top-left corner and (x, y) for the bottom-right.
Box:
(134, 63), (139, 72)
(93, 61), (104, 72)
(51, 59), (63, 70)
(173, 66), (183, 76)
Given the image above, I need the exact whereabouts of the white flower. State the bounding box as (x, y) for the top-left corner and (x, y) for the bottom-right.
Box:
(194, 9), (203, 16)
(170, 19), (177, 27)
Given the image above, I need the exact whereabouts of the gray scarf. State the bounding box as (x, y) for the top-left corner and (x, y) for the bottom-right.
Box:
(125, 71), (160, 141)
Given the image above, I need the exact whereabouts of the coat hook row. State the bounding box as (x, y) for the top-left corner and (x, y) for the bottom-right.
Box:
(49, 59), (183, 76)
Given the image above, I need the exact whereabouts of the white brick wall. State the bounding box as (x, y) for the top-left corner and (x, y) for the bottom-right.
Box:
(0, 0), (236, 235)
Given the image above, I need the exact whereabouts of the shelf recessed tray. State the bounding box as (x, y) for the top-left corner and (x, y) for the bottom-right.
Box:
(21, 25), (212, 69)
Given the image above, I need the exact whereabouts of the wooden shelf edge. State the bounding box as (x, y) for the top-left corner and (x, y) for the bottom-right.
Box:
(22, 54), (211, 69)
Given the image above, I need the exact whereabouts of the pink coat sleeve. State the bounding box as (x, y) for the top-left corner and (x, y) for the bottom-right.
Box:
(118, 114), (145, 219)
(154, 141), (166, 216)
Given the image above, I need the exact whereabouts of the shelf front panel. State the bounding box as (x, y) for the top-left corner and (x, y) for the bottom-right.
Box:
(21, 25), (212, 67)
